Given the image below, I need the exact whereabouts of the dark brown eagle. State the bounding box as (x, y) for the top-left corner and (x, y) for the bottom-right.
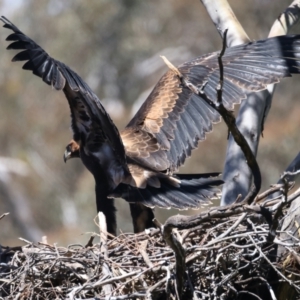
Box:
(2, 16), (300, 235)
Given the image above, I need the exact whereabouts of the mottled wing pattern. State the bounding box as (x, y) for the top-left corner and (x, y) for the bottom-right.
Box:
(123, 36), (300, 174)
(122, 70), (220, 173)
(121, 126), (169, 171)
(1, 16), (128, 168)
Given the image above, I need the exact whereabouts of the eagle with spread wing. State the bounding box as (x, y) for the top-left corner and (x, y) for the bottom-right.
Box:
(2, 16), (300, 235)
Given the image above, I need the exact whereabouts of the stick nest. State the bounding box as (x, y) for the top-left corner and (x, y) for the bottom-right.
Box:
(1, 189), (300, 300)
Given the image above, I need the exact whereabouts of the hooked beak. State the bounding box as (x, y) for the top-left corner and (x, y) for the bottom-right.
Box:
(63, 149), (72, 163)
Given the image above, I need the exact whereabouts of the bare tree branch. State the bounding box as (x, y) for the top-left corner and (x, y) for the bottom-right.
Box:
(267, 1), (300, 199)
(200, 0), (250, 45)
(201, 0), (300, 205)
(269, 0), (300, 37)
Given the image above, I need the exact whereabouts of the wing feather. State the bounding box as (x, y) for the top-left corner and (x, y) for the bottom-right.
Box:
(2, 16), (224, 211)
(4, 16), (300, 179)
(123, 35), (300, 174)
(1, 16), (127, 170)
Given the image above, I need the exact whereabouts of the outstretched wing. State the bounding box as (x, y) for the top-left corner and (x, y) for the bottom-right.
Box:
(1, 16), (128, 170)
(122, 35), (300, 174)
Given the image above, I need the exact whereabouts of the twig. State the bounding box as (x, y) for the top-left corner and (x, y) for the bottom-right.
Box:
(254, 184), (287, 204)
(139, 240), (153, 268)
(163, 202), (272, 231)
(214, 28), (261, 203)
(281, 169), (300, 179)
(82, 270), (141, 291)
(162, 223), (186, 299)
(237, 291), (263, 300)
(85, 235), (95, 248)
(212, 212), (247, 241)
(0, 212), (9, 221)
(249, 235), (300, 292)
(98, 212), (113, 298)
(76, 293), (147, 300)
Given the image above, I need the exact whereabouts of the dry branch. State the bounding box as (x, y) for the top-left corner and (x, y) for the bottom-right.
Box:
(1, 187), (300, 299)
(202, 0), (300, 206)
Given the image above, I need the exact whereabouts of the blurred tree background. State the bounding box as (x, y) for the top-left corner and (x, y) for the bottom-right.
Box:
(0, 0), (300, 246)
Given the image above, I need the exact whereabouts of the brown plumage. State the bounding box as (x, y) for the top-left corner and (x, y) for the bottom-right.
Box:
(64, 139), (155, 233)
(3, 16), (300, 235)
